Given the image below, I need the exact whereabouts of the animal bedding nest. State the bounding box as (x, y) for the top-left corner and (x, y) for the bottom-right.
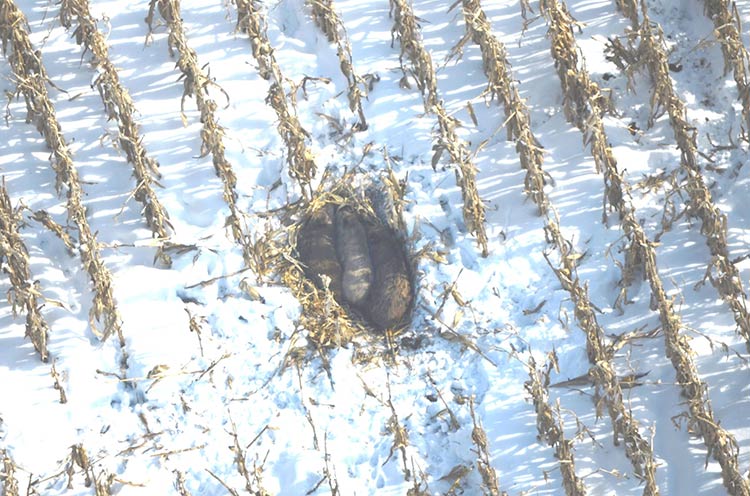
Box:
(295, 191), (414, 335)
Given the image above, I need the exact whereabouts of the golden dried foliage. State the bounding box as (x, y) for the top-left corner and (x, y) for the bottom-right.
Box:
(614, 0), (639, 26)
(458, 0), (660, 490)
(59, 0), (173, 266)
(460, 0), (548, 214)
(0, 180), (51, 362)
(633, 5), (750, 355)
(31, 210), (76, 256)
(468, 398), (503, 495)
(525, 355), (587, 496)
(0, 0), (124, 348)
(624, 4), (750, 493)
(389, 0), (488, 257)
(146, 0), (255, 265)
(233, 0), (317, 196)
(1, 449), (20, 496)
(702, 0), (750, 137)
(308, 0), (368, 130)
(542, 1), (750, 493)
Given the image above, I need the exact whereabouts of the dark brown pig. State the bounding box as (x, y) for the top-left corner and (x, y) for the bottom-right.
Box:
(365, 222), (413, 330)
(297, 205), (343, 299)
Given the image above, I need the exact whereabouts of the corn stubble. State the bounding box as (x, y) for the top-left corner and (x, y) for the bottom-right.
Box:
(525, 355), (587, 496)
(627, 3), (750, 357)
(59, 0), (173, 267)
(458, 0), (660, 492)
(0, 0), (124, 351)
(544, 0), (750, 494)
(0, 181), (51, 362)
(146, 0), (255, 266)
(308, 0), (368, 131)
(232, 0), (318, 197)
(702, 0), (750, 139)
(389, 0), (489, 257)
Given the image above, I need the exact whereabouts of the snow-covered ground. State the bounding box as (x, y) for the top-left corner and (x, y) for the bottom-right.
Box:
(2, 0), (750, 494)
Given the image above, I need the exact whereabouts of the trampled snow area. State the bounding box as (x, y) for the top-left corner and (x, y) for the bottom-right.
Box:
(2, 0), (750, 494)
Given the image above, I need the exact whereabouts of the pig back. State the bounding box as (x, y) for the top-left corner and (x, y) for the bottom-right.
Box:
(365, 223), (412, 330)
(297, 206), (343, 299)
(335, 207), (373, 306)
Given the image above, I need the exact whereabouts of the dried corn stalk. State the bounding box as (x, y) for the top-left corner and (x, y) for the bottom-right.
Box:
(0, 180), (51, 362)
(1, 450), (19, 496)
(525, 355), (587, 496)
(539, 0), (610, 129)
(615, 0), (639, 26)
(390, 0), (488, 257)
(459, 2), (660, 490)
(468, 398), (502, 495)
(702, 0), (750, 137)
(233, 0), (317, 197)
(67, 444), (114, 496)
(308, 0), (368, 131)
(634, 5), (750, 355)
(460, 0), (548, 213)
(146, 0), (256, 266)
(31, 210), (76, 256)
(541, 1), (750, 493)
(59, 0), (173, 266)
(0, 0), (124, 350)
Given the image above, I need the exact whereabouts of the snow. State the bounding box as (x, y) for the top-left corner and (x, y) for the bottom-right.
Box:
(1, 0), (750, 494)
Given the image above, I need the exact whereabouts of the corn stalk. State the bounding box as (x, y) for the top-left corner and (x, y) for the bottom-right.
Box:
(59, 0), (173, 266)
(458, 1), (660, 491)
(0, 179), (51, 362)
(0, 0), (124, 353)
(543, 1), (750, 493)
(146, 0), (256, 266)
(232, 0), (317, 198)
(525, 355), (587, 496)
(634, 4), (750, 355)
(308, 0), (368, 131)
(702, 0), (750, 138)
(390, 0), (489, 257)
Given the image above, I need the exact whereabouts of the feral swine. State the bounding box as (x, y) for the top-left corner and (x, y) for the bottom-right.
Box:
(335, 206), (373, 306)
(296, 205), (344, 299)
(297, 201), (413, 331)
(364, 222), (413, 331)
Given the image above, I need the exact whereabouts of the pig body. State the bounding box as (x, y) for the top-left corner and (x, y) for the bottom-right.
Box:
(365, 223), (412, 331)
(335, 207), (373, 306)
(297, 206), (343, 299)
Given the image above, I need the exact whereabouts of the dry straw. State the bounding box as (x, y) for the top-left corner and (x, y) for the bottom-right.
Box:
(457, 0), (660, 490)
(0, 0), (124, 351)
(59, 0), (173, 267)
(542, 0), (750, 493)
(249, 172), (411, 363)
(31, 210), (76, 256)
(525, 354), (588, 496)
(468, 397), (503, 495)
(232, 0), (317, 198)
(615, 0), (639, 26)
(458, 0), (549, 213)
(308, 0), (368, 131)
(1, 449), (20, 496)
(0, 180), (51, 362)
(389, 0), (488, 257)
(67, 444), (114, 496)
(702, 0), (750, 139)
(146, 0), (257, 266)
(630, 4), (750, 494)
(632, 4), (750, 355)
